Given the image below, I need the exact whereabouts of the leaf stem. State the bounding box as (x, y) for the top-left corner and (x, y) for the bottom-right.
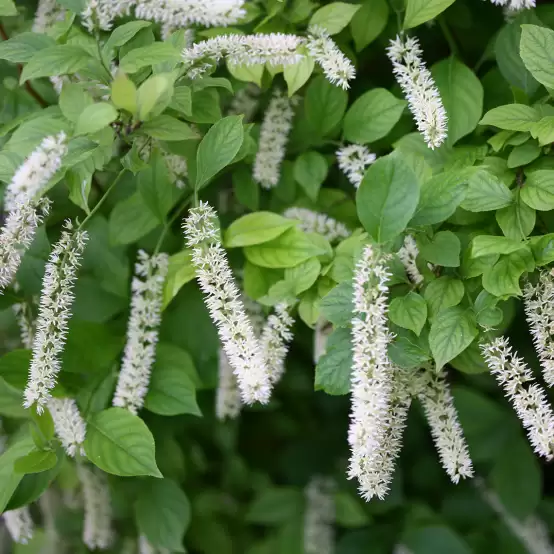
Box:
(438, 16), (459, 59)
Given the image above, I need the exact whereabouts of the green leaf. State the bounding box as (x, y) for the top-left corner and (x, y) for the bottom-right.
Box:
(479, 104), (540, 132)
(520, 24), (554, 90)
(0, 434), (34, 513)
(141, 115), (198, 142)
(20, 45), (92, 83)
(460, 169), (512, 212)
(109, 192), (159, 245)
(389, 292), (427, 335)
(224, 212), (295, 248)
(196, 115), (244, 190)
(170, 86), (192, 116)
(482, 249), (534, 297)
(315, 327), (352, 395)
(227, 62), (264, 86)
(496, 196), (535, 240)
(137, 74), (175, 121)
(343, 88), (406, 144)
(233, 165), (259, 211)
(309, 2), (360, 34)
(357, 154), (420, 243)
(530, 234), (554, 266)
(405, 526), (471, 554)
(293, 151), (328, 201)
(304, 76), (348, 138)
(423, 277), (464, 318)
(0, 32), (56, 63)
(104, 20), (152, 51)
(14, 450), (57, 475)
(162, 250), (195, 309)
(137, 148), (174, 222)
(419, 231), (460, 267)
(59, 83), (94, 123)
(284, 258), (321, 295)
(0, 349), (31, 389)
(74, 103), (118, 136)
(507, 142), (541, 168)
(246, 487), (304, 525)
(350, 0), (389, 52)
(145, 345), (201, 417)
(135, 478), (191, 551)
(244, 227), (325, 268)
(521, 170), (554, 210)
(432, 58), (483, 146)
(111, 71), (137, 114)
(0, 0), (17, 16)
(84, 407), (162, 478)
(471, 235), (526, 258)
(283, 53), (315, 96)
(320, 281), (353, 327)
(429, 307), (478, 370)
(334, 492), (370, 527)
(404, 0), (455, 29)
(0, 376), (27, 419)
(120, 42), (181, 73)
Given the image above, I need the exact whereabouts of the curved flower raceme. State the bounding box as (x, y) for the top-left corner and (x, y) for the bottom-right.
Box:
(490, 0), (535, 12)
(418, 372), (474, 483)
(33, 0), (66, 32)
(314, 317), (333, 364)
(348, 245), (395, 500)
(216, 348), (242, 420)
(336, 144), (376, 188)
(481, 337), (554, 459)
(283, 207), (350, 243)
(253, 90), (296, 189)
(304, 477), (336, 554)
(81, 0), (132, 31)
(524, 271), (554, 387)
(397, 235), (424, 285)
(113, 251), (168, 414)
(48, 397), (87, 457)
(3, 507), (34, 544)
(23, 224), (88, 413)
(387, 35), (447, 150)
(78, 464), (114, 551)
(183, 202), (271, 404)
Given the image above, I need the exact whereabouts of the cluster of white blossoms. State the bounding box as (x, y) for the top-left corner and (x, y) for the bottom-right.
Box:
(12, 298), (35, 350)
(184, 202), (271, 405)
(283, 207), (350, 243)
(314, 317), (333, 364)
(113, 251), (168, 414)
(397, 235), (424, 285)
(228, 84), (261, 122)
(81, 0), (132, 32)
(260, 303), (295, 385)
(78, 464), (114, 551)
(336, 144), (376, 188)
(23, 224), (88, 413)
(135, 137), (189, 189)
(304, 477), (336, 554)
(139, 534), (170, 554)
(3, 507), (34, 544)
(481, 337), (554, 459)
(48, 397), (87, 457)
(524, 271), (554, 387)
(306, 26), (356, 90)
(387, 35), (448, 150)
(348, 245), (395, 500)
(418, 372), (474, 483)
(253, 90), (296, 189)
(33, 0), (66, 32)
(490, 0), (535, 12)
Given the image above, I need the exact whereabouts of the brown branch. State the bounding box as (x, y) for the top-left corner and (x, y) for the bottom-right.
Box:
(0, 23), (49, 108)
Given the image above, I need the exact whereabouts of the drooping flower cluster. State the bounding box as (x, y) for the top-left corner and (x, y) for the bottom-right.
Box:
(304, 477), (336, 554)
(228, 84), (261, 122)
(418, 372), (474, 483)
(348, 245), (395, 500)
(33, 0), (66, 32)
(260, 303), (295, 385)
(387, 35), (448, 149)
(113, 251), (168, 415)
(524, 271), (554, 387)
(48, 397), (87, 457)
(397, 235), (424, 285)
(481, 337), (554, 459)
(12, 299), (35, 350)
(253, 90), (296, 189)
(184, 202), (271, 404)
(283, 207), (350, 243)
(306, 26), (356, 90)
(336, 144), (376, 188)
(490, 0), (535, 12)
(78, 464), (114, 551)
(23, 224), (88, 413)
(139, 534), (170, 554)
(135, 0), (245, 31)
(81, 0), (132, 32)
(314, 317), (333, 364)
(3, 507), (34, 544)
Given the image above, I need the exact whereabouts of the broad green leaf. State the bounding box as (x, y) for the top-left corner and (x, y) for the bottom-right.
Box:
(75, 103), (118, 136)
(244, 227), (326, 268)
(137, 148), (174, 222)
(196, 115), (244, 190)
(357, 154), (420, 243)
(350, 0), (389, 52)
(283, 52), (315, 96)
(496, 196), (535, 240)
(284, 258), (321, 295)
(0, 349), (31, 389)
(233, 165), (259, 211)
(530, 234), (554, 266)
(120, 42), (181, 73)
(404, 0), (455, 29)
(389, 292), (427, 335)
(343, 88), (406, 144)
(14, 450), (57, 474)
(140, 115), (198, 141)
(309, 2), (360, 34)
(530, 116), (554, 146)
(135, 478), (191, 551)
(405, 526), (471, 554)
(520, 170), (554, 210)
(471, 235), (526, 258)
(482, 249), (534, 297)
(419, 231), (461, 267)
(137, 74), (175, 121)
(0, 434), (34, 512)
(170, 86), (192, 116)
(320, 281), (354, 327)
(0, 32), (56, 63)
(429, 307), (478, 370)
(315, 327), (352, 395)
(432, 58), (483, 146)
(507, 142), (541, 168)
(389, 332), (431, 370)
(227, 62), (264, 86)
(104, 20), (152, 51)
(0, 0), (17, 16)
(0, 376), (27, 418)
(423, 277), (464, 318)
(304, 76), (348, 138)
(59, 83), (94, 123)
(84, 407), (162, 477)
(20, 45), (92, 83)
(111, 71), (137, 114)
(162, 250), (195, 309)
(520, 24), (554, 90)
(460, 169), (512, 212)
(479, 104), (540, 132)
(293, 151), (328, 201)
(246, 487), (304, 524)
(109, 193), (159, 245)
(334, 492), (370, 527)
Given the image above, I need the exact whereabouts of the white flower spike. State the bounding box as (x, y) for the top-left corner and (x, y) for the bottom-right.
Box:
(304, 477), (336, 554)
(490, 0), (535, 12)
(336, 144), (376, 188)
(33, 0), (66, 32)
(216, 348), (242, 420)
(283, 207), (350, 243)
(183, 202), (271, 404)
(48, 397), (87, 457)
(3, 507), (34, 544)
(397, 235), (424, 285)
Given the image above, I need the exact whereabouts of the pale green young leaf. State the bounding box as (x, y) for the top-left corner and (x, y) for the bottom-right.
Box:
(111, 71), (137, 114)
(350, 0), (389, 52)
(404, 0), (455, 29)
(389, 292), (428, 335)
(293, 151), (328, 201)
(309, 2), (360, 34)
(530, 116), (554, 146)
(520, 170), (554, 210)
(59, 83), (94, 123)
(520, 24), (554, 90)
(74, 103), (118, 136)
(0, 0), (17, 16)
(479, 104), (540, 132)
(224, 212), (296, 247)
(137, 74), (175, 121)
(283, 52), (315, 96)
